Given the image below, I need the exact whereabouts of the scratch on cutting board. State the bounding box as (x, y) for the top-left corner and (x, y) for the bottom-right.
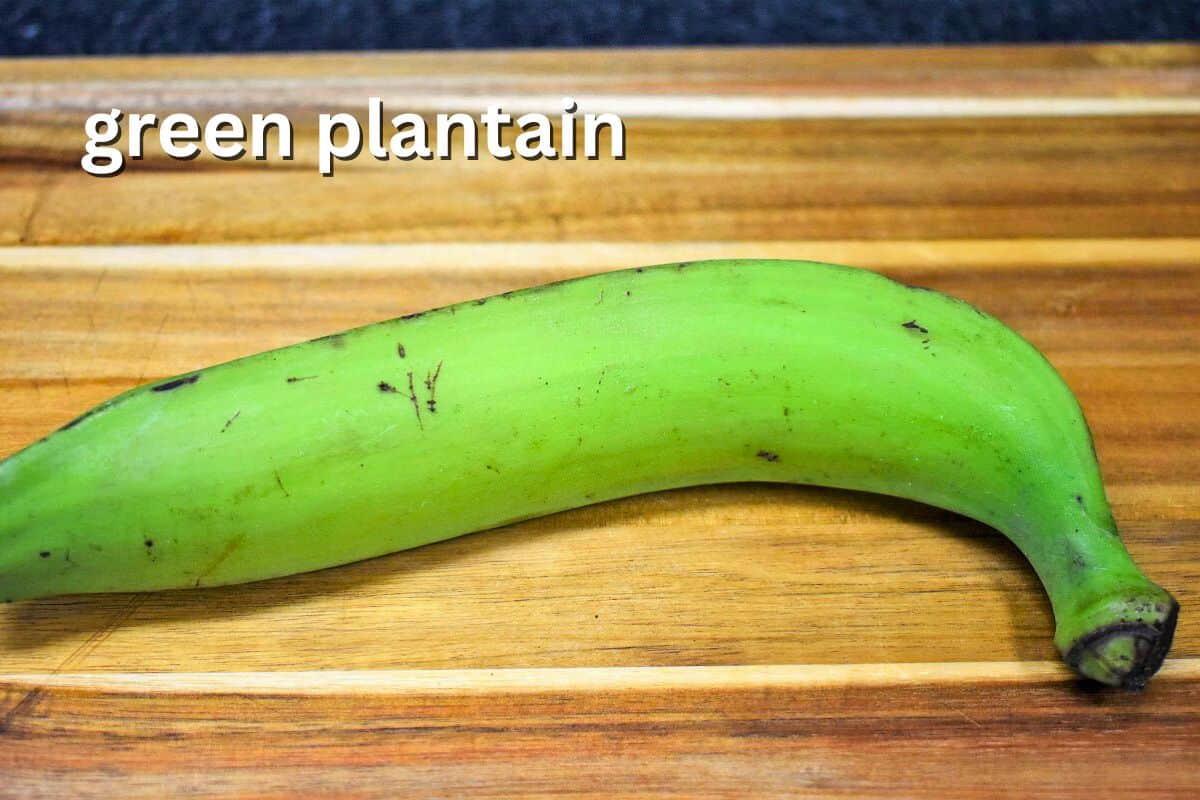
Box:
(17, 171), (59, 245)
(0, 593), (147, 734)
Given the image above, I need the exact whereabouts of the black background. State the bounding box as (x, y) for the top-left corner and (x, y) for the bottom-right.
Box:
(3, 1), (1197, 56)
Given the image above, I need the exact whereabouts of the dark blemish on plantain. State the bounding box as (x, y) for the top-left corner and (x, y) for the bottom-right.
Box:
(53, 400), (129, 435)
(58, 406), (102, 431)
(39, 551), (50, 559)
(193, 534), (247, 587)
(378, 381), (398, 393)
(287, 375), (317, 384)
(676, 262), (693, 270)
(273, 470), (290, 497)
(400, 311), (426, 321)
(144, 538), (154, 548)
(406, 372), (424, 429)
(474, 298), (488, 306)
(424, 361), (443, 413)
(782, 407), (791, 416)
(221, 410), (241, 432)
(397, 344), (407, 358)
(906, 283), (936, 293)
(625, 290), (631, 297)
(635, 267), (645, 273)
(152, 374), (199, 393)
(756, 450), (780, 463)
(902, 320), (929, 335)
(316, 333), (346, 348)
(1075, 494), (1085, 507)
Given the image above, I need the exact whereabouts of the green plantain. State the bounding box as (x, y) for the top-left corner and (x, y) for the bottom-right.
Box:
(0, 259), (1178, 688)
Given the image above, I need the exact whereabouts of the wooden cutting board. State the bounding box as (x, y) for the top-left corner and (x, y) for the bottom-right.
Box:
(0, 43), (1198, 798)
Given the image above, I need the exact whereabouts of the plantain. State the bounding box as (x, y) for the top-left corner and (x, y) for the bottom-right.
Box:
(0, 259), (1178, 688)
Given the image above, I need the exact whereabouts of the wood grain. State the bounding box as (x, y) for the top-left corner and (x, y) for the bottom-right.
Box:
(3, 663), (1200, 799)
(1, 43), (1199, 798)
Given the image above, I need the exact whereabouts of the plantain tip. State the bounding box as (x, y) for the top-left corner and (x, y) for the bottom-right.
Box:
(1067, 598), (1179, 690)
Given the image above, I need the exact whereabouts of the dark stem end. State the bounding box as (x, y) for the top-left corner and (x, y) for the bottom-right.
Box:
(1065, 598), (1179, 690)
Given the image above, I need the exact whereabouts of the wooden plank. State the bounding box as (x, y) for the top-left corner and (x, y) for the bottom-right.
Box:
(2, 663), (1199, 799)
(3, 117), (1197, 245)
(3, 43), (1198, 101)
(1, 44), (1197, 245)
(0, 240), (1195, 674)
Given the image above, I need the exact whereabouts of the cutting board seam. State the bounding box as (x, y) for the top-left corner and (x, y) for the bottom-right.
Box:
(1, 238), (1198, 273)
(3, 659), (1199, 694)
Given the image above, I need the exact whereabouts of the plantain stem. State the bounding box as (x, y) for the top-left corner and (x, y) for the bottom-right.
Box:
(1062, 593), (1179, 689)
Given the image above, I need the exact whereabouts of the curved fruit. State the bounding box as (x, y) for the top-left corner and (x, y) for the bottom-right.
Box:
(0, 259), (1178, 688)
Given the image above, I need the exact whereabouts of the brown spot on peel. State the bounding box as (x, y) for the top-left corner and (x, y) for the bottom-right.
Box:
(406, 372), (424, 429)
(424, 361), (443, 413)
(315, 333), (346, 348)
(152, 374), (200, 392)
(194, 534), (248, 588)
